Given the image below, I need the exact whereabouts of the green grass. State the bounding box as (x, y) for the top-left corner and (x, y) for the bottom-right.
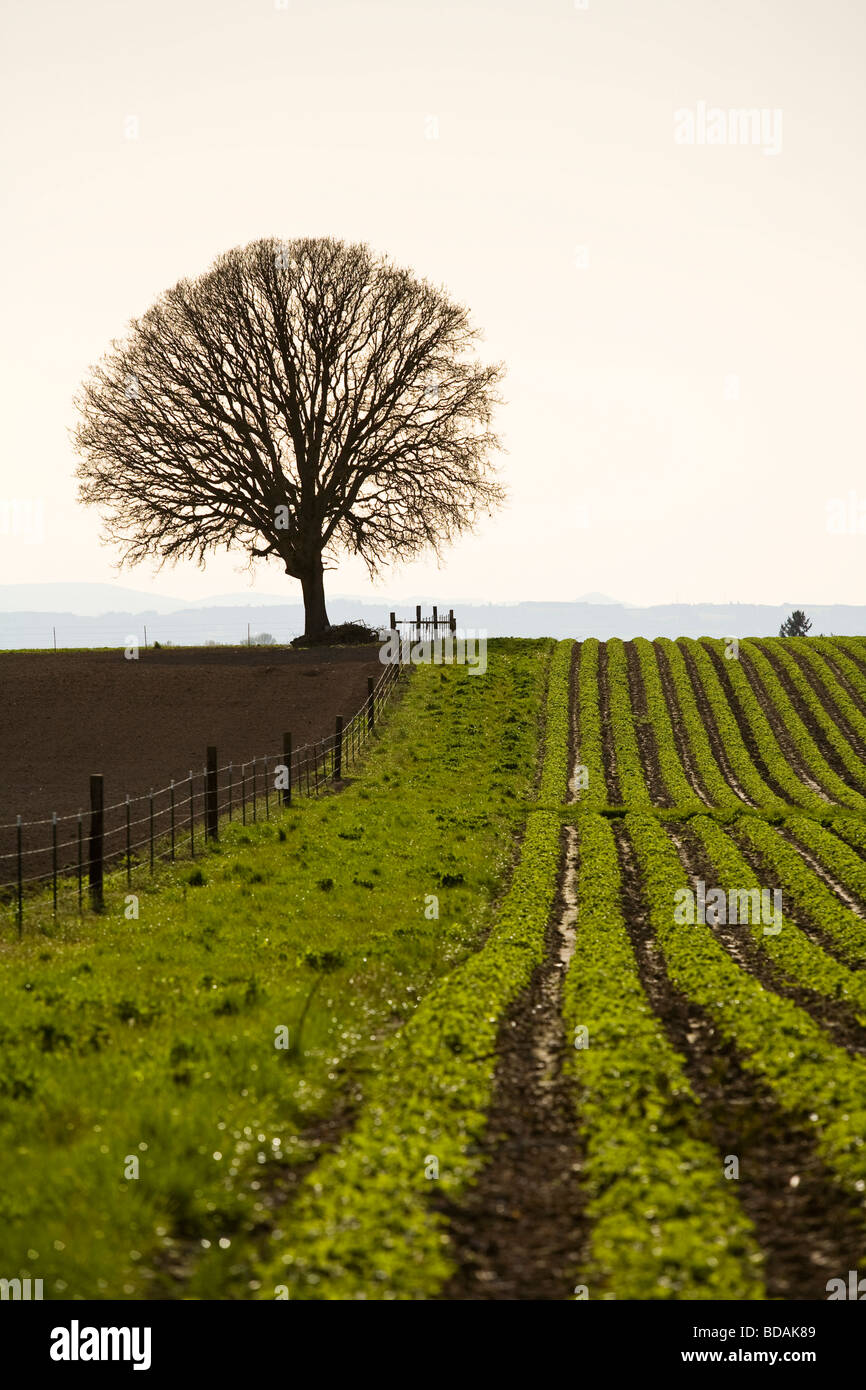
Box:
(256, 639), (573, 1300)
(0, 638), (553, 1300)
(564, 813), (764, 1299)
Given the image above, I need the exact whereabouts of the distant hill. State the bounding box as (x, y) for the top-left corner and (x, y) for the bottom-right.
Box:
(1, 588), (865, 647)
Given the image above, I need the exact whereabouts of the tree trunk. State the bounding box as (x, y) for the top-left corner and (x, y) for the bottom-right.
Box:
(300, 561), (330, 639)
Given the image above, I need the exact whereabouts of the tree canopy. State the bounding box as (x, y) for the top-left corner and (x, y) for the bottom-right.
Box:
(74, 237), (505, 637)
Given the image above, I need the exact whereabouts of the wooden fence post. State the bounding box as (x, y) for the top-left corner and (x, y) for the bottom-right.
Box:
(449, 608), (456, 633)
(77, 811), (83, 913)
(334, 716), (343, 780)
(367, 676), (374, 732)
(416, 603), (422, 640)
(206, 745), (219, 841)
(89, 774), (104, 911)
(16, 814), (22, 934)
(52, 811), (57, 914)
(389, 611), (396, 632)
(283, 733), (292, 806)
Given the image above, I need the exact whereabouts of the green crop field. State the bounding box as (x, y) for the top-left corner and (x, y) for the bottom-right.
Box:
(2, 634), (866, 1300)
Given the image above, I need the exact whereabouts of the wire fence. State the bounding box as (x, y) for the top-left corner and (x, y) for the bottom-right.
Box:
(1, 652), (405, 931)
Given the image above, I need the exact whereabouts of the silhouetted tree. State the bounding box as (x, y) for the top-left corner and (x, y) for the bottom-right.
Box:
(779, 610), (812, 637)
(74, 237), (505, 639)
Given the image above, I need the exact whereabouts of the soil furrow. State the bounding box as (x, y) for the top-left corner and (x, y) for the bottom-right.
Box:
(654, 643), (713, 805)
(437, 644), (586, 1299)
(624, 639), (675, 807)
(778, 824), (866, 922)
(597, 641), (621, 804)
(613, 819), (866, 1299)
(783, 645), (866, 764)
(679, 644), (757, 807)
(677, 823), (866, 1053)
(746, 645), (866, 794)
(701, 643), (815, 803)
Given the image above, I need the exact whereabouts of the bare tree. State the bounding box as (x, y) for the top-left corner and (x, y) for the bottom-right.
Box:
(74, 237), (505, 639)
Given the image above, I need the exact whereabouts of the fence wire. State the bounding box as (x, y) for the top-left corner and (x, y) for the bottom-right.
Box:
(2, 655), (405, 928)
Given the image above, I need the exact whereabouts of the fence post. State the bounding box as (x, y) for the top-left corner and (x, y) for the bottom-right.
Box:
(16, 814), (22, 934)
(149, 789), (155, 871)
(334, 716), (343, 780)
(416, 603), (422, 640)
(77, 811), (83, 913)
(389, 611), (396, 632)
(252, 757), (257, 822)
(450, 608), (456, 633)
(206, 746), (219, 841)
(368, 676), (375, 732)
(89, 774), (104, 911)
(228, 763), (233, 822)
(170, 780), (176, 858)
(189, 770), (195, 856)
(126, 795), (131, 884)
(283, 733), (292, 806)
(52, 811), (58, 914)
(433, 605), (438, 632)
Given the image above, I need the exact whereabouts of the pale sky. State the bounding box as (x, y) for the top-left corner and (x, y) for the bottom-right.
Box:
(2, 0), (865, 606)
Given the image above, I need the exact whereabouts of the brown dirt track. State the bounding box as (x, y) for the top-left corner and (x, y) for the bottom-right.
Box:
(0, 645), (384, 888)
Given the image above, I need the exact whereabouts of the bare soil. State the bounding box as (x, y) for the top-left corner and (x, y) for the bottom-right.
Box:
(0, 645), (384, 886)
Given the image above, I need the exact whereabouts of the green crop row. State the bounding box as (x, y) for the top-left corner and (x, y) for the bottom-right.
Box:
(0, 641), (553, 1300)
(627, 811), (866, 1208)
(698, 640), (829, 814)
(690, 816), (866, 1015)
(782, 813), (866, 923)
(828, 637), (866, 691)
(563, 813), (764, 1299)
(741, 643), (866, 810)
(606, 639), (652, 807)
(814, 638), (866, 709)
(655, 640), (742, 810)
(633, 639), (704, 812)
(757, 640), (866, 793)
(678, 641), (790, 814)
(576, 639), (607, 806)
(792, 642), (866, 756)
(255, 640), (574, 1299)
